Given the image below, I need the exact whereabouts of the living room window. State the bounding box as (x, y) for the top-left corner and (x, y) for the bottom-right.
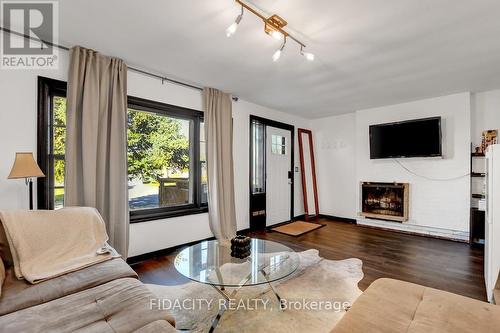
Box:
(127, 97), (207, 222)
(37, 77), (67, 210)
(37, 77), (208, 220)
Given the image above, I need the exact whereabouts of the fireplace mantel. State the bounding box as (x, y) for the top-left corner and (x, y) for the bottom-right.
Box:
(360, 182), (409, 222)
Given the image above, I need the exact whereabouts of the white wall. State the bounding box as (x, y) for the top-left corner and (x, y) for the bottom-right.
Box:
(312, 93), (473, 240)
(471, 89), (500, 148)
(0, 41), (309, 257)
(356, 93), (471, 237)
(311, 113), (356, 219)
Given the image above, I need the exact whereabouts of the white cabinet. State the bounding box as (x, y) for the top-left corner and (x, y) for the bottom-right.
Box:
(485, 144), (500, 302)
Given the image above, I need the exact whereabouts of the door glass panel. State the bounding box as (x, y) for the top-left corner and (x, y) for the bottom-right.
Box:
(251, 120), (265, 194)
(271, 135), (287, 155)
(200, 121), (208, 204)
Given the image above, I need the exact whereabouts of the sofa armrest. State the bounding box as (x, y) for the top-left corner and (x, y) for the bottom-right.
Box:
(0, 259), (5, 297)
(494, 272), (500, 304)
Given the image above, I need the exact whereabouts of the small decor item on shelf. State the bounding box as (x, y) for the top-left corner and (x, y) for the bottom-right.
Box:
(230, 235), (251, 259)
(475, 146), (482, 154)
(481, 130), (498, 153)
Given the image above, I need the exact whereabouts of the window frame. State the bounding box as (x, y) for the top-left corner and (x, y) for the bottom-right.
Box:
(37, 77), (208, 221)
(37, 76), (67, 210)
(127, 96), (208, 223)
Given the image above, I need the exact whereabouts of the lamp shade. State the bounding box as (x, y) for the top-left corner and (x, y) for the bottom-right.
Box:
(8, 152), (45, 179)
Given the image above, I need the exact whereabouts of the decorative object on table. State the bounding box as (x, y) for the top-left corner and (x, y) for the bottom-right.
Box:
(8, 152), (45, 210)
(174, 239), (301, 332)
(475, 146), (482, 154)
(481, 130), (498, 153)
(230, 235), (251, 258)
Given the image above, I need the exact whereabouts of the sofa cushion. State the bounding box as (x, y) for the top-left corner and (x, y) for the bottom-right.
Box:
(0, 277), (175, 333)
(133, 320), (177, 333)
(0, 258), (137, 315)
(332, 278), (500, 333)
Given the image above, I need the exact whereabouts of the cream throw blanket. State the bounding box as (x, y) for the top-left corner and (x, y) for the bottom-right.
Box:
(0, 207), (117, 284)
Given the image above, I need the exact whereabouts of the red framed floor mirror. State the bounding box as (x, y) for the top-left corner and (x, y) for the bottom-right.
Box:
(298, 128), (319, 221)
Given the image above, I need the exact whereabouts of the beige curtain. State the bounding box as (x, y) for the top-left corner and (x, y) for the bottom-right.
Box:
(65, 46), (129, 258)
(203, 87), (237, 243)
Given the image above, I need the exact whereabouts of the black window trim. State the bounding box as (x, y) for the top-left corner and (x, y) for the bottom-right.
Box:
(37, 76), (208, 221)
(127, 96), (208, 223)
(37, 76), (67, 210)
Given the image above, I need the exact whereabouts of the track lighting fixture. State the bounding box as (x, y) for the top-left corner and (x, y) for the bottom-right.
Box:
(226, 6), (244, 37)
(226, 0), (315, 62)
(272, 38), (286, 62)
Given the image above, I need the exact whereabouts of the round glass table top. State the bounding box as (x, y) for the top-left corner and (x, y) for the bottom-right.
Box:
(174, 239), (300, 287)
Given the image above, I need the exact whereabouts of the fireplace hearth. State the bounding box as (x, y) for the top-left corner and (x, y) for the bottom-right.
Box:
(360, 182), (409, 222)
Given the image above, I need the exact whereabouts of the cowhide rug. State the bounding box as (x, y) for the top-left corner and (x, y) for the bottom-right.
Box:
(147, 249), (363, 333)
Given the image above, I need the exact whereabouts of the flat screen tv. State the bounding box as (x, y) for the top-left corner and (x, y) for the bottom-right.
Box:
(369, 117), (442, 159)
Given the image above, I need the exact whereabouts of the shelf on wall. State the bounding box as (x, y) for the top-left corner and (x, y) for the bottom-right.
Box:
(470, 149), (486, 247)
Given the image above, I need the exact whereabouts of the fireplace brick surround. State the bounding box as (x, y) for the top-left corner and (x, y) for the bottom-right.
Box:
(360, 182), (409, 222)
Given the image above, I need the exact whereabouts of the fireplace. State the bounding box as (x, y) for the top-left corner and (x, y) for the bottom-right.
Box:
(360, 182), (409, 222)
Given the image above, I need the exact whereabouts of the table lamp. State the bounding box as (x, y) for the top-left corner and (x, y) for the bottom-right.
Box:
(8, 152), (45, 210)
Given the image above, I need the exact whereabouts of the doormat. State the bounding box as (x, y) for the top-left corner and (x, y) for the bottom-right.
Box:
(272, 221), (325, 236)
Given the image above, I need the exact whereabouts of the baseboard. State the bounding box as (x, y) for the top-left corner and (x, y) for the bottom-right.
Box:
(356, 217), (469, 242)
(127, 235), (216, 265)
(237, 227), (252, 234)
(128, 226), (266, 264)
(128, 215), (354, 264)
(292, 214), (306, 221)
(318, 214), (357, 224)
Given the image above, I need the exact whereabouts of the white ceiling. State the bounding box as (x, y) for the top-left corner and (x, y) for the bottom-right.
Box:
(54, 1), (500, 117)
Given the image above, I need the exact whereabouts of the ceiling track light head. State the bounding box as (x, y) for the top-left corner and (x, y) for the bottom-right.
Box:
(272, 37), (287, 62)
(300, 45), (315, 61)
(280, 36), (287, 50)
(236, 5), (244, 23)
(226, 6), (244, 37)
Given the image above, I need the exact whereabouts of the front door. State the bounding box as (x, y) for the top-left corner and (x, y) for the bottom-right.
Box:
(265, 126), (292, 226)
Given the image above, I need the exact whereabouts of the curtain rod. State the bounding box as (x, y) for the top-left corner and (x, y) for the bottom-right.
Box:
(0, 27), (239, 100)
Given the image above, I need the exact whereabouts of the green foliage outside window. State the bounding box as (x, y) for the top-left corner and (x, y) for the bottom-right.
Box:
(127, 109), (190, 181)
(53, 96), (66, 185)
(52, 99), (190, 186)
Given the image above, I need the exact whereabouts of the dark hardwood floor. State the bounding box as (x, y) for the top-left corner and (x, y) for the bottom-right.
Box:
(131, 218), (486, 301)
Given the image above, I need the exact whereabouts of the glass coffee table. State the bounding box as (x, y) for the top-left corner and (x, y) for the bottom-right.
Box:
(174, 238), (300, 332)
